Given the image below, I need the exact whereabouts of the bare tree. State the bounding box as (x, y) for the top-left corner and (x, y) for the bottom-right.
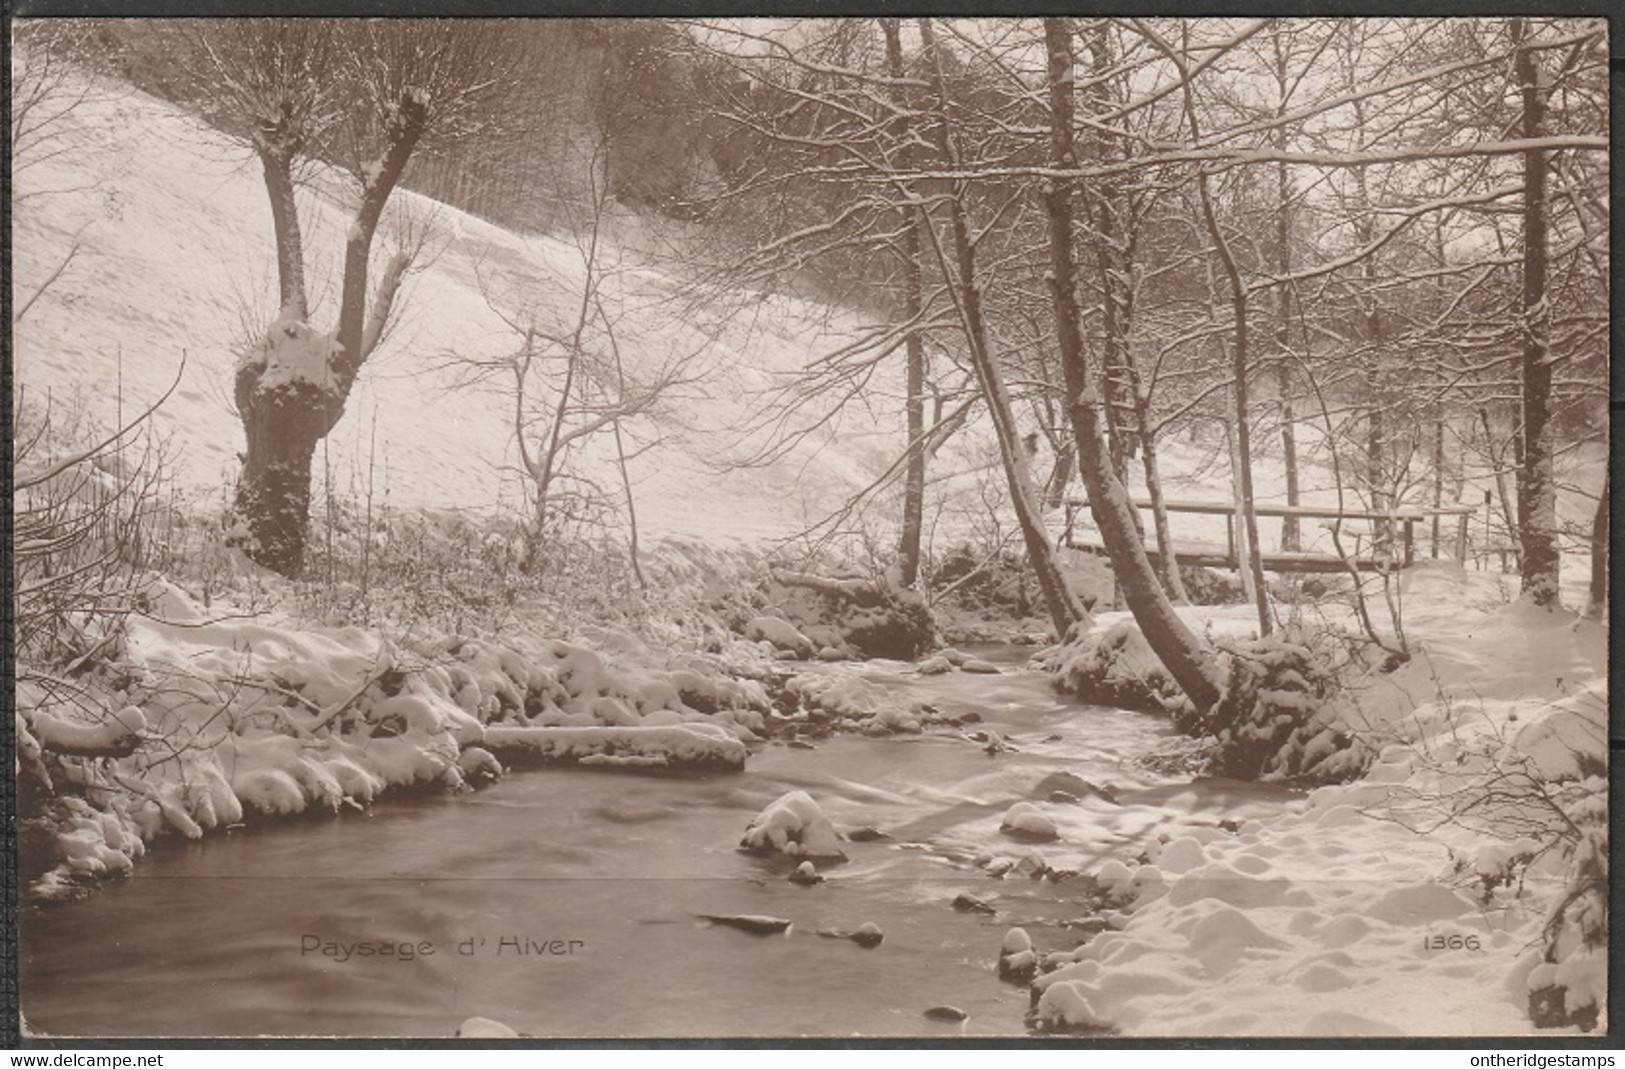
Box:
(445, 144), (703, 574)
(916, 17), (1088, 639)
(11, 20), (106, 191)
(880, 19), (930, 589)
(684, 18), (966, 591)
(1043, 18), (1220, 708)
(1510, 18), (1560, 607)
(188, 19), (518, 576)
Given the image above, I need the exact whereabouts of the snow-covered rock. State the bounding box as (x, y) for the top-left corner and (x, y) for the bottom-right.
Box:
(1036, 981), (1107, 1033)
(744, 616), (815, 659)
(457, 746), (503, 785)
(999, 802), (1058, 842)
(789, 860), (824, 885)
(484, 724), (747, 772)
(739, 790), (846, 860)
(1042, 618), (1181, 714)
(783, 670), (922, 735)
(998, 927), (1037, 983)
(1154, 836), (1206, 875)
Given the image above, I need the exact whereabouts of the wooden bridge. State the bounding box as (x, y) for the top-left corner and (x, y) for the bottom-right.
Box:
(1062, 497), (1479, 574)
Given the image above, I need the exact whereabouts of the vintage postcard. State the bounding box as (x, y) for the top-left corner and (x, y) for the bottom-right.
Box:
(10, 15), (1609, 1042)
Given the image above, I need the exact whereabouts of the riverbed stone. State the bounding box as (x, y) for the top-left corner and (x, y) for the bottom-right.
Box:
(817, 922), (884, 948)
(745, 616), (815, 658)
(952, 892), (996, 915)
(699, 913), (792, 935)
(998, 927), (1037, 983)
(1000, 802), (1059, 842)
(790, 861), (824, 886)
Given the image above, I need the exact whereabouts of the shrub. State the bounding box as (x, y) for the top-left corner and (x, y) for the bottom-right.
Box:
(754, 568), (936, 660)
(13, 395), (169, 670)
(1183, 630), (1370, 784)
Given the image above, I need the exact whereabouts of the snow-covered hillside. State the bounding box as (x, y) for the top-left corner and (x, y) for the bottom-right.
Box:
(11, 71), (909, 545)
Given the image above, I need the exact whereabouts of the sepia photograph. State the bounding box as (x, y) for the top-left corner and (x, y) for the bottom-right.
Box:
(9, 14), (1610, 1041)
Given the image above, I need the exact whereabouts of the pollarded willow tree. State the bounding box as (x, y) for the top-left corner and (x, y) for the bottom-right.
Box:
(188, 19), (520, 576)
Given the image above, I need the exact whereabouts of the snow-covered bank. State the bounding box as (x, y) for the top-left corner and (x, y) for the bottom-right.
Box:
(16, 551), (788, 897)
(1026, 565), (1607, 1035)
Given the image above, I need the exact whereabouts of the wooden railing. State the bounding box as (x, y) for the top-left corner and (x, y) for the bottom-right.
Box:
(1062, 497), (1479, 574)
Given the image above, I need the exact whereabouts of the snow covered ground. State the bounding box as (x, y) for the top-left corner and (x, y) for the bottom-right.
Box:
(1026, 565), (1607, 1036)
(11, 69), (915, 546)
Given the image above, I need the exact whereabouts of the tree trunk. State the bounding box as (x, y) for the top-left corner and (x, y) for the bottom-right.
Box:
(232, 321), (336, 575)
(234, 91), (427, 577)
(1187, 70), (1271, 636)
(232, 137), (330, 575)
(1078, 23), (1181, 603)
(1043, 440), (1075, 511)
(920, 18), (1086, 639)
(883, 19), (927, 589)
(1586, 469), (1607, 619)
(1365, 320), (1388, 553)
(1273, 136), (1299, 551)
(1345, 142), (1394, 561)
(1081, 25), (1138, 493)
(1043, 18), (1219, 710)
(1134, 397), (1188, 603)
(1513, 19), (1561, 607)
(1431, 410), (1445, 557)
(256, 140), (307, 320)
(1481, 406), (1522, 570)
(333, 95), (428, 389)
(1270, 34), (1301, 552)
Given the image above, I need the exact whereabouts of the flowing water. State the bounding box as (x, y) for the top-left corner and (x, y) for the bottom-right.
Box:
(20, 651), (1300, 1039)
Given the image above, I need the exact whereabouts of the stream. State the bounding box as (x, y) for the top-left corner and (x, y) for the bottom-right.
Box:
(20, 649), (1301, 1039)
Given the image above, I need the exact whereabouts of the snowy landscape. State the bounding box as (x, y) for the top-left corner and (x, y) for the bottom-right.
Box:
(10, 18), (1609, 1041)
